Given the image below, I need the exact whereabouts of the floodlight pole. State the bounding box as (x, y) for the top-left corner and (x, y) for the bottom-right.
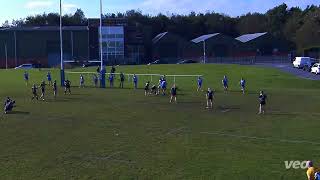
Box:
(203, 40), (206, 64)
(99, 0), (106, 88)
(60, 0), (65, 86)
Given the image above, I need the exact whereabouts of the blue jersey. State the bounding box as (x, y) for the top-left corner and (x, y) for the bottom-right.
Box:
(24, 73), (29, 80)
(161, 80), (167, 89)
(133, 76), (138, 83)
(198, 78), (203, 86)
(223, 78), (228, 86)
(47, 73), (51, 81)
(109, 75), (114, 82)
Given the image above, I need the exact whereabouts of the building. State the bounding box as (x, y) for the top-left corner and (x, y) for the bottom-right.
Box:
(0, 26), (89, 68)
(191, 33), (240, 62)
(0, 18), (153, 68)
(235, 32), (290, 56)
(88, 18), (152, 65)
(152, 32), (200, 63)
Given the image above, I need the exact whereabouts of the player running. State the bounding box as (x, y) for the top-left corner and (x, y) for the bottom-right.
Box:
(120, 72), (125, 88)
(4, 98), (15, 114)
(206, 88), (214, 109)
(79, 74), (85, 88)
(133, 74), (138, 89)
(258, 91), (267, 114)
(64, 80), (71, 95)
(39, 81), (46, 101)
(47, 72), (52, 86)
(240, 78), (246, 94)
(197, 76), (203, 92)
(170, 84), (178, 103)
(93, 74), (98, 87)
(24, 71), (29, 86)
(52, 80), (57, 98)
(31, 84), (39, 100)
(144, 81), (150, 96)
(222, 75), (228, 93)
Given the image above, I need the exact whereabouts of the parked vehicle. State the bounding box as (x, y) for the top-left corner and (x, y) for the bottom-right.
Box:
(293, 57), (317, 71)
(177, 60), (198, 64)
(311, 63), (320, 75)
(14, 64), (34, 69)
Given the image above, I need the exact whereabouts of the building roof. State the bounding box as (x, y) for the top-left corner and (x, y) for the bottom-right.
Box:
(0, 26), (88, 31)
(235, 32), (267, 43)
(191, 33), (220, 43)
(152, 32), (168, 44)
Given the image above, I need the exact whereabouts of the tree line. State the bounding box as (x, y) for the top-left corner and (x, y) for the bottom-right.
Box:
(2, 3), (320, 53)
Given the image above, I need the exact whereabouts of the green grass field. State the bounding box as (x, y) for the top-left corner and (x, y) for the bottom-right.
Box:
(1, 64), (320, 179)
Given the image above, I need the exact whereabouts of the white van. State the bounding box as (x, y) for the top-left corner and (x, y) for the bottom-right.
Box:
(293, 57), (317, 71)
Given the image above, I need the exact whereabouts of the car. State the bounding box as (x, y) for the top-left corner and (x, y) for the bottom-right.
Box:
(177, 60), (198, 64)
(293, 57), (317, 71)
(311, 63), (320, 75)
(82, 62), (101, 68)
(14, 64), (34, 70)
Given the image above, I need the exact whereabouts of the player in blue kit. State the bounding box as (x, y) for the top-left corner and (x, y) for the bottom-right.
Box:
(109, 74), (114, 88)
(47, 72), (52, 86)
(161, 79), (167, 95)
(197, 76), (203, 92)
(222, 75), (228, 93)
(24, 71), (29, 86)
(133, 74), (138, 89)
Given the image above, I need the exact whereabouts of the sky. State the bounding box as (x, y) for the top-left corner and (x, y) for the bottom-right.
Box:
(0, 0), (319, 24)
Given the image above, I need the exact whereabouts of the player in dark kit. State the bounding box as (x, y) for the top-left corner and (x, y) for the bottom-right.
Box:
(120, 72), (125, 88)
(31, 84), (39, 100)
(4, 97), (15, 114)
(79, 74), (85, 88)
(258, 91), (267, 114)
(240, 78), (246, 94)
(151, 85), (157, 95)
(39, 81), (46, 101)
(170, 84), (178, 103)
(144, 81), (150, 96)
(52, 80), (57, 98)
(206, 88), (214, 109)
(93, 74), (98, 87)
(64, 80), (71, 95)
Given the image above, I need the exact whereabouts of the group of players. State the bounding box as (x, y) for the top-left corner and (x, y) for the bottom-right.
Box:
(4, 68), (267, 115)
(24, 71), (72, 101)
(143, 75), (266, 114)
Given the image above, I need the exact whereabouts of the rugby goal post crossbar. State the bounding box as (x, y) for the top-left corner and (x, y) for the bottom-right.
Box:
(65, 71), (203, 83)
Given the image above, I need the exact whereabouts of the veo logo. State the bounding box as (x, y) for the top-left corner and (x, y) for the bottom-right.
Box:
(284, 161), (308, 169)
